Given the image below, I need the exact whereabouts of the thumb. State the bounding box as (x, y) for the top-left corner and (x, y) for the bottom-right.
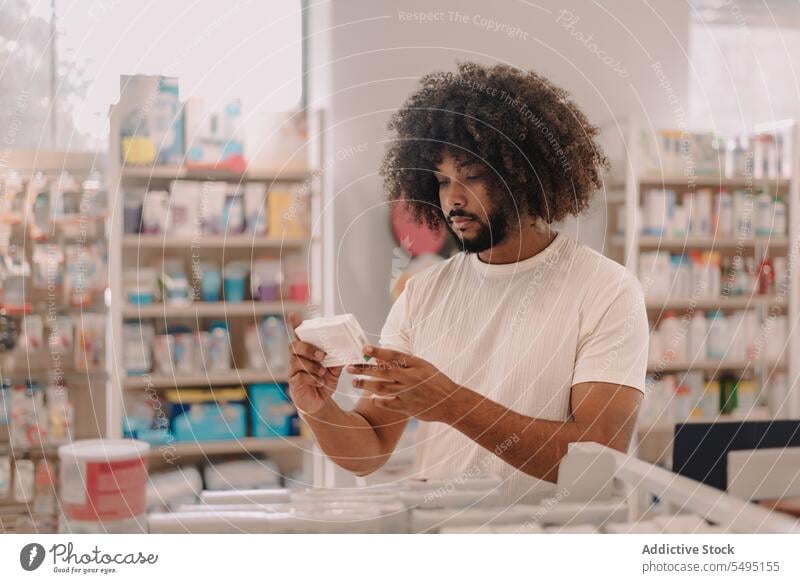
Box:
(287, 311), (303, 332)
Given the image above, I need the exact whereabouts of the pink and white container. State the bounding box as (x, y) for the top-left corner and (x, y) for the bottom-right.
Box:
(58, 439), (150, 533)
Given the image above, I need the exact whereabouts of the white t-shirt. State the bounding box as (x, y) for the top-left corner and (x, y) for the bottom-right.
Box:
(379, 232), (648, 504)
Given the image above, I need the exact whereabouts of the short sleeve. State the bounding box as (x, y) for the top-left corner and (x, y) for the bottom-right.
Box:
(379, 286), (412, 354)
(571, 274), (649, 392)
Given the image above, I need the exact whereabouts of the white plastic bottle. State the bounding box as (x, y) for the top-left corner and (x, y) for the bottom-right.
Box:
(658, 312), (683, 363)
(688, 311), (707, 360)
(715, 190), (733, 236)
(707, 310), (728, 360)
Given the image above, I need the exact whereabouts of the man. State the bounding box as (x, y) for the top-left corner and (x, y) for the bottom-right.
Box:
(288, 62), (648, 503)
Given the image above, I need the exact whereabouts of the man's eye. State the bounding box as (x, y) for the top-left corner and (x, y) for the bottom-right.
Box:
(466, 174), (483, 181)
(437, 180), (449, 186)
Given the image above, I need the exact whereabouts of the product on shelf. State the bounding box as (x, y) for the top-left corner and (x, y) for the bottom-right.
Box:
(202, 457), (281, 491)
(31, 244), (64, 289)
(73, 313), (105, 371)
(0, 456), (10, 498)
(640, 127), (792, 180)
(244, 183), (268, 235)
(13, 458), (34, 503)
(166, 388), (247, 442)
(221, 186), (246, 234)
(159, 259), (191, 305)
(9, 384), (47, 448)
(283, 256), (309, 301)
(642, 369), (770, 429)
(250, 259), (283, 301)
(249, 383), (298, 438)
(245, 316), (289, 373)
(166, 180), (200, 236)
(639, 251), (724, 299)
(184, 97), (246, 171)
(46, 386), (74, 445)
(123, 321), (154, 376)
(199, 181), (227, 234)
(640, 187), (786, 240)
(124, 267), (157, 305)
(203, 322), (232, 372)
(649, 309), (764, 365)
(198, 261), (222, 301)
(0, 246), (31, 312)
(146, 466), (203, 513)
(141, 190), (170, 234)
(118, 75), (183, 166)
(222, 260), (249, 302)
(268, 188), (308, 238)
(123, 187), (146, 234)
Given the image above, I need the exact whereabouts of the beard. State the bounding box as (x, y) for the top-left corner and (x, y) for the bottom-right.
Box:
(445, 203), (513, 254)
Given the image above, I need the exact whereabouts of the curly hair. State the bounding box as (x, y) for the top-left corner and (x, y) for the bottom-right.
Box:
(381, 61), (608, 229)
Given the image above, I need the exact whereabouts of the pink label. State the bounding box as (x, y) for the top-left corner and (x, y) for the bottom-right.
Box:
(64, 457), (148, 522)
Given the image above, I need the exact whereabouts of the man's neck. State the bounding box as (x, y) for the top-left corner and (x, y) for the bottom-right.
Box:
(476, 222), (555, 265)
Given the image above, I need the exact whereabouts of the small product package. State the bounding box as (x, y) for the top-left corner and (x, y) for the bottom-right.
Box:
(294, 314), (371, 368)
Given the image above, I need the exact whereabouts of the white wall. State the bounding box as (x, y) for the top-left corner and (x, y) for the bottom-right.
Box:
(308, 0), (690, 341)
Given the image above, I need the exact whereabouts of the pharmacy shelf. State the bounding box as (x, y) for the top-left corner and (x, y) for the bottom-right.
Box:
(645, 295), (783, 311)
(638, 174), (790, 189)
(0, 441), (60, 458)
(123, 370), (288, 390)
(605, 117), (800, 434)
(121, 301), (305, 318)
(637, 236), (788, 250)
(647, 359), (787, 374)
(122, 235), (308, 249)
(150, 436), (309, 458)
(120, 165), (309, 183)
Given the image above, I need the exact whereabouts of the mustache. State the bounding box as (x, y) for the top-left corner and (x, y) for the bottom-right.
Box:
(447, 209), (480, 222)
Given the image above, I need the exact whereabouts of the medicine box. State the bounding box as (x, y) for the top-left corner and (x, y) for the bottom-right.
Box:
(294, 314), (372, 368)
(249, 383), (297, 438)
(166, 388), (247, 442)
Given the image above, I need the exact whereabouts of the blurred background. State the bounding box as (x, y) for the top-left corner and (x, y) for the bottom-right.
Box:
(2, 0), (800, 532)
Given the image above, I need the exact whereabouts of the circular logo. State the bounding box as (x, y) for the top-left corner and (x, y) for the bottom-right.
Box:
(19, 543), (46, 571)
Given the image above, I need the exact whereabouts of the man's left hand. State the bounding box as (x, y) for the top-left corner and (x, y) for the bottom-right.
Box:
(347, 345), (466, 423)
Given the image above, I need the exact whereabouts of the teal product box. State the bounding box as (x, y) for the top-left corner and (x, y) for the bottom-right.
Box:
(167, 388), (247, 442)
(249, 383), (297, 438)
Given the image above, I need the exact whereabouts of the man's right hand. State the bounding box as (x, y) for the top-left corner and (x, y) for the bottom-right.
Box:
(287, 312), (343, 415)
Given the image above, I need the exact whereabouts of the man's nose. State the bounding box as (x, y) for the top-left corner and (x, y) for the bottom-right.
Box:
(442, 180), (468, 213)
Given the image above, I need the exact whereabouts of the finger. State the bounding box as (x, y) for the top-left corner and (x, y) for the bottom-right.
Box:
(289, 355), (327, 379)
(290, 340), (325, 362)
(346, 363), (403, 379)
(363, 345), (413, 366)
(287, 311), (303, 332)
(291, 370), (324, 388)
(325, 366), (344, 380)
(352, 377), (402, 396)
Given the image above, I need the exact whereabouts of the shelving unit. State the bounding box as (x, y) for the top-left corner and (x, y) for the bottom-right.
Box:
(121, 300), (306, 319)
(122, 235), (308, 249)
(602, 119), (800, 464)
(123, 371), (288, 390)
(105, 103), (325, 480)
(0, 150), (109, 442)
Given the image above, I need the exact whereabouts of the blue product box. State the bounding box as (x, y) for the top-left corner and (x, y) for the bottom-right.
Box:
(249, 383), (297, 438)
(166, 388), (247, 442)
